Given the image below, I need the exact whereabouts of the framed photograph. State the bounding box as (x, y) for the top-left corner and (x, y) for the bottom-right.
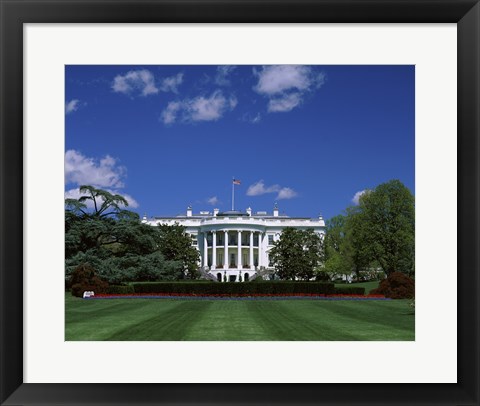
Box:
(1, 0), (479, 405)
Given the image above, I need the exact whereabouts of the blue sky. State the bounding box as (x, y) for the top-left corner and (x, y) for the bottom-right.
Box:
(65, 65), (414, 220)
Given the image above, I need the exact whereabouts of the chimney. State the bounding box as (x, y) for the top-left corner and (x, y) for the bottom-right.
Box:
(273, 202), (279, 217)
(213, 208), (219, 217)
(141, 214), (148, 224)
(186, 205), (192, 217)
(246, 207), (252, 216)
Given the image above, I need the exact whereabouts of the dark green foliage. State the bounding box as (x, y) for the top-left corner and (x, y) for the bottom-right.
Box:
(323, 180), (415, 279)
(70, 263), (109, 297)
(107, 285), (135, 294)
(351, 180), (415, 276)
(370, 272), (415, 299)
(66, 186), (200, 284)
(156, 223), (200, 279)
(66, 249), (183, 284)
(269, 228), (324, 280)
(132, 281), (335, 295)
(333, 286), (365, 295)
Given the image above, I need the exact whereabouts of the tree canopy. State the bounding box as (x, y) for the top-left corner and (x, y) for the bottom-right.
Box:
(269, 228), (324, 280)
(65, 186), (200, 284)
(323, 179), (415, 279)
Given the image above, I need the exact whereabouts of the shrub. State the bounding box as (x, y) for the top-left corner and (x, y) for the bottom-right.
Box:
(132, 281), (335, 296)
(70, 263), (109, 297)
(370, 272), (414, 299)
(107, 285), (135, 294)
(334, 286), (365, 295)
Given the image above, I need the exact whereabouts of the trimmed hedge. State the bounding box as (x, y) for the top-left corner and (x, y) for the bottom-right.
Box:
(107, 285), (135, 294)
(132, 281), (335, 295)
(334, 286), (366, 295)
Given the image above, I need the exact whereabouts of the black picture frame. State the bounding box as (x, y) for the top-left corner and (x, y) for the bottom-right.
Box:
(1, 1), (479, 405)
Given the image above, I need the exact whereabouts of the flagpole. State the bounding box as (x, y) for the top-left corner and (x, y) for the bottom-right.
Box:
(232, 177), (234, 211)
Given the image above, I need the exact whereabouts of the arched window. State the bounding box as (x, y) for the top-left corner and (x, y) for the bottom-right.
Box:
(217, 273), (222, 282)
(244, 273), (249, 281)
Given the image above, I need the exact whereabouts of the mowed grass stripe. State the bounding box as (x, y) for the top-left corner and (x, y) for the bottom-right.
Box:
(106, 301), (213, 341)
(313, 300), (415, 340)
(65, 296), (415, 341)
(65, 297), (209, 341)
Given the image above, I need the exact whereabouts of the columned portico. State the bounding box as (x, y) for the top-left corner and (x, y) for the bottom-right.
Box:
(203, 233), (208, 268)
(212, 231), (217, 269)
(224, 230), (228, 268)
(249, 231), (254, 269)
(258, 232), (263, 267)
(147, 205), (325, 281)
(237, 230), (242, 269)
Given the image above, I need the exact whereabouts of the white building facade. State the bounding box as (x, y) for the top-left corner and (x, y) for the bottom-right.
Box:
(142, 204), (325, 282)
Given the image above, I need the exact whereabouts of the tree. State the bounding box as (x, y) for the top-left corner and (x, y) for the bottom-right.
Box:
(352, 180), (415, 276)
(323, 215), (352, 280)
(156, 223), (200, 279)
(65, 186), (199, 283)
(269, 228), (323, 280)
(66, 185), (136, 220)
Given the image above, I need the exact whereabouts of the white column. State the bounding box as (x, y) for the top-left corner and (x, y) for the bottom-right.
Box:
(237, 230), (242, 269)
(249, 231), (254, 268)
(224, 230), (228, 268)
(203, 233), (208, 268)
(212, 231), (217, 269)
(258, 232), (262, 267)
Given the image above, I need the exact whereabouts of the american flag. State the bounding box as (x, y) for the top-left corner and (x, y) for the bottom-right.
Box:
(232, 179), (241, 185)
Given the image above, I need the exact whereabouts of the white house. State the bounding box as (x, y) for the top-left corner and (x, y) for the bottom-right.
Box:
(142, 204), (325, 282)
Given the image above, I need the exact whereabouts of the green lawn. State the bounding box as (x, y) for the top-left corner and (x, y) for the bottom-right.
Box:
(65, 295), (414, 341)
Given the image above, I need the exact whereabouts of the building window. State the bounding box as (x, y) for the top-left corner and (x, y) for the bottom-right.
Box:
(217, 252), (223, 267)
(268, 235), (274, 245)
(191, 234), (198, 245)
(243, 252), (249, 267)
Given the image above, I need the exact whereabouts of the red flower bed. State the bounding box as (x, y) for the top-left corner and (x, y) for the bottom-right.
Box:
(93, 292), (386, 299)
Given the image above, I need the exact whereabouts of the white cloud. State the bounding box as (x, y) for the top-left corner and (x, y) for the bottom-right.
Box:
(268, 93), (302, 113)
(161, 101), (182, 124)
(160, 73), (184, 93)
(253, 65), (325, 113)
(246, 180), (280, 196)
(160, 90), (237, 124)
(65, 187), (139, 209)
(65, 150), (126, 189)
(65, 150), (139, 208)
(254, 65), (312, 95)
(112, 69), (158, 96)
(65, 99), (81, 114)
(215, 65), (236, 86)
(352, 190), (368, 205)
(207, 196), (219, 205)
(277, 187), (298, 200)
(247, 180), (298, 200)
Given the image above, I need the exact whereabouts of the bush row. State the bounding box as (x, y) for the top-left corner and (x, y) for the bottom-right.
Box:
(333, 286), (366, 295)
(132, 281), (335, 295)
(107, 285), (135, 294)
